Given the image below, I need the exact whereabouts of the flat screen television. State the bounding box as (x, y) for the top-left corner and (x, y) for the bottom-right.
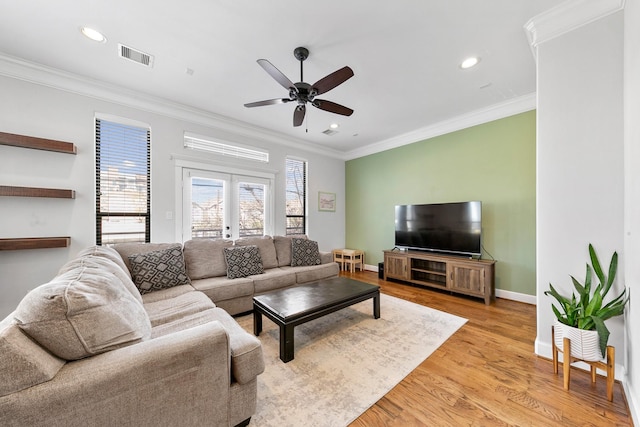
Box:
(394, 201), (482, 257)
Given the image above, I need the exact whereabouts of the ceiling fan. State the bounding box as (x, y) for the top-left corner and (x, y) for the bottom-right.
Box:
(244, 47), (354, 127)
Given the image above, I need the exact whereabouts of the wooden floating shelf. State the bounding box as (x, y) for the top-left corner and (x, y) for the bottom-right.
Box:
(0, 185), (75, 199)
(0, 131), (77, 154)
(0, 237), (71, 251)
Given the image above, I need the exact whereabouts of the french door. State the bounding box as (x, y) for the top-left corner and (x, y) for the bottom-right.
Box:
(182, 168), (272, 241)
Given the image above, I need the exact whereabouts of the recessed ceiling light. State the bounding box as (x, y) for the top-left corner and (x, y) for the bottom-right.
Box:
(80, 27), (106, 43)
(460, 56), (480, 69)
(330, 123), (339, 129)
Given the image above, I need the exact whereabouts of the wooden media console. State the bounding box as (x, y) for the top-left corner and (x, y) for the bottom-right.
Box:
(383, 250), (496, 305)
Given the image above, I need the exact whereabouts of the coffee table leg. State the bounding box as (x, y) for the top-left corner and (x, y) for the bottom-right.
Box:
(373, 291), (380, 319)
(280, 324), (295, 363)
(253, 310), (262, 336)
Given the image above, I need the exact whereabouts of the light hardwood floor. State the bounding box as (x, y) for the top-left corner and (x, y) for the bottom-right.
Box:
(345, 271), (633, 427)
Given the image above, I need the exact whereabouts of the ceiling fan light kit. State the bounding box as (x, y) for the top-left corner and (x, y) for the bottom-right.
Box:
(244, 47), (354, 127)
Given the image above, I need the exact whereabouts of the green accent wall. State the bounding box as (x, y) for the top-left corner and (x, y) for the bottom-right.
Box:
(345, 110), (536, 296)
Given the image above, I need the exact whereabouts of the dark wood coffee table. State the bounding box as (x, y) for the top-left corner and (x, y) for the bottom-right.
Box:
(253, 277), (380, 362)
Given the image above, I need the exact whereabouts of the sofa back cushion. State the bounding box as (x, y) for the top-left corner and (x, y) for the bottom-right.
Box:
(234, 235), (278, 269)
(273, 235), (307, 267)
(0, 315), (65, 397)
(14, 266), (152, 360)
(73, 245), (132, 278)
(58, 254), (143, 305)
(183, 238), (233, 279)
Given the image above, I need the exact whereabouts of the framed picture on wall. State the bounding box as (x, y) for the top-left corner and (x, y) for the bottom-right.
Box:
(318, 191), (336, 212)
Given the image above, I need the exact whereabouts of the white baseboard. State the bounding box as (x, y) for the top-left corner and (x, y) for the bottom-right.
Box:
(624, 376), (640, 426)
(495, 289), (537, 305)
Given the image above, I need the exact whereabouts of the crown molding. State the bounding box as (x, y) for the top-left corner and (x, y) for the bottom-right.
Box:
(0, 53), (345, 160)
(525, 0), (625, 55)
(344, 93), (537, 161)
(0, 52), (539, 163)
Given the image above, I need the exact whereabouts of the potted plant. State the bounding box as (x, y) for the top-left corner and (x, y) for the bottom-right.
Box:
(545, 244), (629, 361)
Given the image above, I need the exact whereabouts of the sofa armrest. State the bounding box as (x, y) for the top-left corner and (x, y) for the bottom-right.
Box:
(320, 251), (333, 264)
(0, 322), (231, 427)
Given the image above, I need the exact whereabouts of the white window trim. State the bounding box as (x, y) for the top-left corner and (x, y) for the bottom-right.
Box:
(184, 132), (269, 163)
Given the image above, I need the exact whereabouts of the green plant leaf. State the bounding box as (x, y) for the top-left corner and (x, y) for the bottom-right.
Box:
(591, 316), (610, 359)
(585, 289), (603, 317)
(571, 274), (585, 296)
(589, 244), (605, 285)
(603, 251), (618, 297)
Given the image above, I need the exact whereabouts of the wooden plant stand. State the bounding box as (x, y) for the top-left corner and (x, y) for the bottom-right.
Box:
(551, 325), (615, 401)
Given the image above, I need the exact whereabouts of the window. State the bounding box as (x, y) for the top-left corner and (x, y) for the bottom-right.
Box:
(285, 158), (307, 235)
(96, 118), (151, 245)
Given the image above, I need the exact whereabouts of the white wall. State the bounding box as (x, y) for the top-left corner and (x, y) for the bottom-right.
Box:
(624, 0), (640, 422)
(535, 9), (625, 371)
(0, 72), (345, 319)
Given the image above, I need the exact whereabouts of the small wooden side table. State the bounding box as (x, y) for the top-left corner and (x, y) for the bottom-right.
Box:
(333, 249), (365, 272)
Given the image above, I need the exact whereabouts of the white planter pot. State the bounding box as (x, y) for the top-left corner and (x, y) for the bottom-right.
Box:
(554, 321), (602, 362)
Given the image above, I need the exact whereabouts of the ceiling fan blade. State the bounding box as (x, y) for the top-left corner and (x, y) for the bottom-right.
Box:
(244, 98), (291, 108)
(312, 99), (354, 116)
(312, 66), (354, 95)
(293, 105), (306, 127)
(257, 59), (296, 91)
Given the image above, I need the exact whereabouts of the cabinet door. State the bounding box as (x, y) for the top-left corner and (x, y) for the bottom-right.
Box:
(385, 255), (408, 280)
(448, 262), (486, 297)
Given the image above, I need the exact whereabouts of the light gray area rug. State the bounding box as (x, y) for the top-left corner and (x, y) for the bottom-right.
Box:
(236, 293), (467, 427)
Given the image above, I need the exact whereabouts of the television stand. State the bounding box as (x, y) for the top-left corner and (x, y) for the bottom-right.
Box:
(383, 250), (496, 305)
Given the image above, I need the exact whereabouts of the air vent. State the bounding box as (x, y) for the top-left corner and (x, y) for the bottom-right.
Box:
(322, 129), (338, 136)
(118, 44), (154, 67)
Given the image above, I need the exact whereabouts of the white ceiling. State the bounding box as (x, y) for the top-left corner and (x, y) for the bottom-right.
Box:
(0, 0), (561, 156)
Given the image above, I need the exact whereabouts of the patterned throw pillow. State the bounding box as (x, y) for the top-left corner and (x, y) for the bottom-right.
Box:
(291, 238), (321, 266)
(128, 245), (191, 294)
(224, 245), (264, 279)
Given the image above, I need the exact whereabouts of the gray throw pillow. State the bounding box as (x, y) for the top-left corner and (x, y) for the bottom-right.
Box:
(291, 238), (321, 266)
(128, 245), (191, 294)
(224, 245), (264, 279)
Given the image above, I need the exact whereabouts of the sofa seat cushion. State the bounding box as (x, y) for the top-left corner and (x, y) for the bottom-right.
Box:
(190, 276), (254, 303)
(14, 266), (151, 360)
(288, 262), (341, 284)
(140, 283), (196, 304)
(0, 316), (66, 397)
(183, 238), (233, 279)
(143, 288), (214, 327)
(234, 236), (278, 269)
(251, 268), (297, 294)
(149, 308), (221, 339)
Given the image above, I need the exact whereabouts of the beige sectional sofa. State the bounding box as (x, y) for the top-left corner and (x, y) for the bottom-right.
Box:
(0, 234), (339, 427)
